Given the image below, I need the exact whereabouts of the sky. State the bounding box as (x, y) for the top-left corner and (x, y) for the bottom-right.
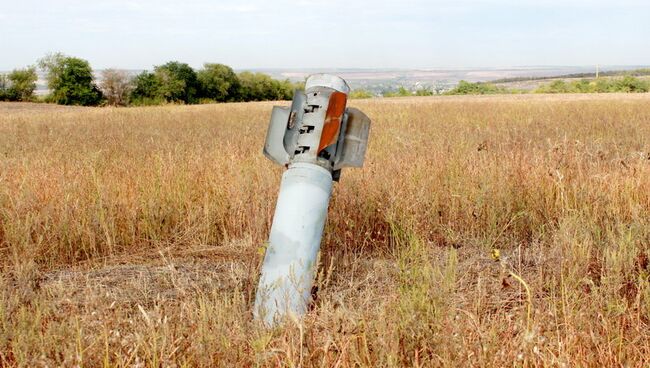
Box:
(0, 0), (649, 70)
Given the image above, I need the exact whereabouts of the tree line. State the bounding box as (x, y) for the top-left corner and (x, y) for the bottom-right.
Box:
(442, 76), (650, 95)
(491, 68), (650, 84)
(4, 54), (648, 103)
(0, 53), (300, 106)
(533, 76), (649, 93)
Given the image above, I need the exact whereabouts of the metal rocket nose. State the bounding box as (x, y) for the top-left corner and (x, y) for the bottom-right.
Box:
(262, 73), (371, 180)
(304, 74), (351, 95)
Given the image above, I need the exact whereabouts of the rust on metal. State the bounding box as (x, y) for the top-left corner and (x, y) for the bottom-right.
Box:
(318, 91), (347, 153)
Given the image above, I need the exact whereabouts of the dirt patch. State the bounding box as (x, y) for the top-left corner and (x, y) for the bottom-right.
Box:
(40, 258), (253, 311)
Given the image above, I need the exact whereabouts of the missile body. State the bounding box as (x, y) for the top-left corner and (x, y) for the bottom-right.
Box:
(254, 74), (370, 326)
(254, 163), (332, 324)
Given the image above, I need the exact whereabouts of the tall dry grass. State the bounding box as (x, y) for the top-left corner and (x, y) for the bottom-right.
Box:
(0, 95), (649, 366)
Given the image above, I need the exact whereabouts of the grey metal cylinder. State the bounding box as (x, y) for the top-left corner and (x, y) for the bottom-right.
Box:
(254, 163), (333, 325)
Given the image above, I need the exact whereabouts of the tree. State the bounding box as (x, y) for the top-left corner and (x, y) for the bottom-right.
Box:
(383, 86), (417, 97)
(445, 80), (505, 95)
(594, 78), (613, 93)
(569, 79), (593, 93)
(38, 53), (103, 106)
(197, 63), (240, 102)
(130, 71), (161, 104)
(38, 52), (66, 93)
(7, 67), (38, 101)
(237, 72), (293, 102)
(154, 61), (199, 103)
(0, 74), (7, 101)
(100, 69), (132, 106)
(349, 89), (374, 99)
(535, 80), (569, 94)
(615, 76), (649, 93)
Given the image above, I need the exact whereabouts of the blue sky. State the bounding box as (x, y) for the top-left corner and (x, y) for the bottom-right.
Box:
(0, 0), (648, 70)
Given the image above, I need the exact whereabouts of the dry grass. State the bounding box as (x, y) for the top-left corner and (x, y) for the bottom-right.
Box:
(1, 94), (649, 367)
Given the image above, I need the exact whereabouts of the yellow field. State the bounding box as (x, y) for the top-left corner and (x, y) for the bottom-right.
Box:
(1, 94), (649, 366)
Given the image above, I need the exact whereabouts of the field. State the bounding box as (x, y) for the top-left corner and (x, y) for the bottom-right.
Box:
(1, 94), (649, 367)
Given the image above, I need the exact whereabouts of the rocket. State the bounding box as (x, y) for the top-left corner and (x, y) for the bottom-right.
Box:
(254, 74), (371, 326)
